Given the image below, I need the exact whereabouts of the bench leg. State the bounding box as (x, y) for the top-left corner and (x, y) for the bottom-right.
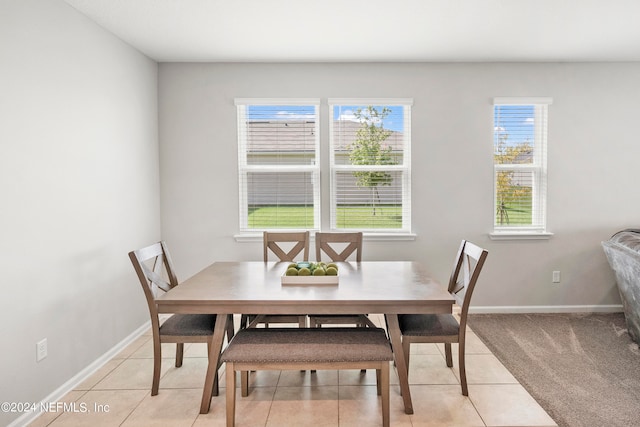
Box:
(226, 363), (236, 427)
(381, 362), (390, 427)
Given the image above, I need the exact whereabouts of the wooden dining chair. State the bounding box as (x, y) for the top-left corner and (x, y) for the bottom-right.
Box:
(397, 240), (488, 396)
(128, 241), (234, 396)
(222, 327), (393, 427)
(308, 232), (376, 328)
(241, 231), (310, 328)
(263, 230), (310, 263)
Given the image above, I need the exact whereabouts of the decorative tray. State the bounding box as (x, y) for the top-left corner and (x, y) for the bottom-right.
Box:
(280, 262), (339, 285)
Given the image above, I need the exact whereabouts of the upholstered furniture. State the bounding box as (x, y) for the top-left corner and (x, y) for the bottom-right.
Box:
(222, 327), (393, 427)
(602, 229), (640, 344)
(128, 241), (233, 395)
(398, 240), (488, 396)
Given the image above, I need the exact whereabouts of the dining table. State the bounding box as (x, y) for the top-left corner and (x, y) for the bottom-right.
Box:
(156, 260), (455, 415)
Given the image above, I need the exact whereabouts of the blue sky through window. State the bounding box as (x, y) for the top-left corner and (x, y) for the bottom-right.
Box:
(494, 105), (535, 147)
(246, 105), (404, 132)
(247, 105), (316, 121)
(333, 105), (404, 132)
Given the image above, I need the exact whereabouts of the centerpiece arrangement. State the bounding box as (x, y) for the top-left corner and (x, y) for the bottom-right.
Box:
(281, 261), (339, 285)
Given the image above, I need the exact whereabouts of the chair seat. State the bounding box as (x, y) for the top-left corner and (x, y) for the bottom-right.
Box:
(398, 313), (460, 337)
(160, 314), (216, 336)
(221, 327), (393, 363)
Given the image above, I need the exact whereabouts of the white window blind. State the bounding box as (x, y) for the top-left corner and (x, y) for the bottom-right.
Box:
(328, 99), (412, 233)
(236, 99), (320, 232)
(493, 97), (552, 235)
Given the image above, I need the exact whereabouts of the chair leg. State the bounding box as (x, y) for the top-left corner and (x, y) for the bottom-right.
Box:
(362, 315), (378, 328)
(444, 343), (453, 367)
(226, 363), (236, 427)
(241, 371), (249, 397)
(211, 371), (218, 397)
(152, 339), (161, 395)
(402, 339), (411, 372)
(226, 314), (235, 342)
(458, 341), (468, 396)
(175, 343), (184, 367)
(298, 316), (307, 328)
(247, 315), (264, 328)
(376, 369), (381, 395)
(206, 341), (220, 397)
(359, 318), (370, 372)
(240, 314), (248, 329)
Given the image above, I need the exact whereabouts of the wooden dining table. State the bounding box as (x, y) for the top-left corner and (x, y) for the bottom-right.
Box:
(156, 260), (455, 415)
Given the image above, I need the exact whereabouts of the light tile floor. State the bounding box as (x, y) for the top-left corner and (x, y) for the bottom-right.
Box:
(29, 315), (557, 426)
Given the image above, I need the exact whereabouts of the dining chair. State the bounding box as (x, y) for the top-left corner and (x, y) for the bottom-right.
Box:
(128, 241), (234, 396)
(397, 240), (488, 396)
(263, 230), (310, 263)
(308, 232), (376, 328)
(241, 231), (310, 328)
(221, 327), (393, 427)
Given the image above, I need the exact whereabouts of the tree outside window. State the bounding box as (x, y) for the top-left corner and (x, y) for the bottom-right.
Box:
(348, 106), (396, 216)
(330, 100), (412, 233)
(493, 99), (551, 234)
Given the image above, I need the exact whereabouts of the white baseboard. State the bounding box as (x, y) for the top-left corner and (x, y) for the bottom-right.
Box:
(8, 321), (151, 427)
(470, 304), (624, 314)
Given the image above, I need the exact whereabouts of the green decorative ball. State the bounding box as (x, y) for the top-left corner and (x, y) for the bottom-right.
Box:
(298, 267), (311, 276)
(325, 266), (338, 276)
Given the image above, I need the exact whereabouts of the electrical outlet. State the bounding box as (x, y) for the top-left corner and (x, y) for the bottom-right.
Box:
(552, 271), (561, 283)
(36, 338), (47, 362)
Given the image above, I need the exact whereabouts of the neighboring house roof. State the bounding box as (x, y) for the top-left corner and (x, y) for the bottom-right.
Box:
(246, 119), (404, 152)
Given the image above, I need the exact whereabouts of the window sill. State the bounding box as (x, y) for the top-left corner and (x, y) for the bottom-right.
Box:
(234, 232), (417, 243)
(489, 231), (554, 241)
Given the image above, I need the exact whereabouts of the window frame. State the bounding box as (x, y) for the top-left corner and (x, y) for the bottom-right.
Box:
(491, 97), (553, 240)
(235, 98), (321, 234)
(328, 98), (413, 234)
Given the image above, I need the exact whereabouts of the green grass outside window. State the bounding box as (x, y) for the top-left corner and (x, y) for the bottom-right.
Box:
(247, 205), (403, 229)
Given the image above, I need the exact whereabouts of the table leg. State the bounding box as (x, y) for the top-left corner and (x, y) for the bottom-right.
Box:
(385, 314), (414, 415)
(200, 314), (228, 414)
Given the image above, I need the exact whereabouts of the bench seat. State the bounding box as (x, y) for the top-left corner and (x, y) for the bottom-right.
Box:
(221, 327), (393, 427)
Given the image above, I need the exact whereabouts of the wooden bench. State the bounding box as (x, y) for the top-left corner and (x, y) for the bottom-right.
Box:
(221, 327), (393, 427)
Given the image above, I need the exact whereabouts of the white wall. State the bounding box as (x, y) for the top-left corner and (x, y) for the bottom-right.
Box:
(0, 1), (159, 424)
(159, 62), (640, 309)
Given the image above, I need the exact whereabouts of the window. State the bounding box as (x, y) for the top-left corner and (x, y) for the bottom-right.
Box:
(329, 99), (412, 233)
(235, 98), (413, 238)
(492, 97), (552, 238)
(236, 99), (320, 232)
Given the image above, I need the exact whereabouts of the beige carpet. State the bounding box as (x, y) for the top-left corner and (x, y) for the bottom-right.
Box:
(468, 313), (640, 427)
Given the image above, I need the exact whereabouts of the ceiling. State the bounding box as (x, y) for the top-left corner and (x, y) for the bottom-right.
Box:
(64, 0), (640, 63)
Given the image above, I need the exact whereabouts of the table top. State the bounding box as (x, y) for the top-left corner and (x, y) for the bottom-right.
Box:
(156, 261), (454, 315)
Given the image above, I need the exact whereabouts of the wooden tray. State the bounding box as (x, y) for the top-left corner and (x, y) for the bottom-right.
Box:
(281, 273), (338, 285)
